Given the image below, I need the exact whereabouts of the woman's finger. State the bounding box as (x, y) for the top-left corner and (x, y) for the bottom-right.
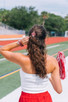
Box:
(21, 37), (29, 45)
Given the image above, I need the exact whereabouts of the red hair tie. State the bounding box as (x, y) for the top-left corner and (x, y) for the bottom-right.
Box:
(31, 32), (36, 37)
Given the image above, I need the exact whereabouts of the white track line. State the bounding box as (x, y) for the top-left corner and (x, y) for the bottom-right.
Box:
(0, 58), (6, 61)
(0, 38), (21, 41)
(0, 57), (68, 102)
(47, 44), (60, 49)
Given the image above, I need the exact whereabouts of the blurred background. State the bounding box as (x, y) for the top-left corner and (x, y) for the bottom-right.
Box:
(0, 1), (68, 102)
(0, 0), (68, 36)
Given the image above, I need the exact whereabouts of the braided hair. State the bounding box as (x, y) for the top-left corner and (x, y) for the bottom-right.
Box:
(27, 25), (47, 78)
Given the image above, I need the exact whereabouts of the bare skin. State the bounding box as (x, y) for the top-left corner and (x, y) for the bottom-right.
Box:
(0, 37), (62, 94)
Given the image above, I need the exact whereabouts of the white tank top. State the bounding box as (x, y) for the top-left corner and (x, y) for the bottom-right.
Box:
(20, 69), (49, 93)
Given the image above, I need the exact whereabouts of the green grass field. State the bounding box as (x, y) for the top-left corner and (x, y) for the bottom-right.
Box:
(0, 41), (68, 99)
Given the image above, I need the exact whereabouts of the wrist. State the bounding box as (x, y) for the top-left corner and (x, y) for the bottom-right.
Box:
(17, 40), (24, 46)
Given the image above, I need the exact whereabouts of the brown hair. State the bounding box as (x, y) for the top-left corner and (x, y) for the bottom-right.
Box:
(27, 25), (47, 78)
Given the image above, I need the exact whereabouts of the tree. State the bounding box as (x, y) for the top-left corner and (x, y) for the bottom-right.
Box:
(2, 6), (30, 29)
(2, 6), (39, 31)
(28, 7), (40, 28)
(0, 9), (9, 22)
(44, 13), (66, 36)
(41, 11), (49, 26)
(0, 6), (67, 36)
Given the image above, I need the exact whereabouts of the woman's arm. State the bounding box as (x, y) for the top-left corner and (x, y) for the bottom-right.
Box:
(0, 37), (29, 53)
(49, 58), (62, 94)
(0, 37), (29, 65)
(0, 41), (19, 53)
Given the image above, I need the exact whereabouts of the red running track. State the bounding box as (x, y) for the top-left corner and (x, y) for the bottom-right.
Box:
(0, 37), (68, 51)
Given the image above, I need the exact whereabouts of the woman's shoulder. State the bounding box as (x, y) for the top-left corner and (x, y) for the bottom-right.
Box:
(17, 53), (30, 66)
(47, 55), (57, 63)
(46, 55), (58, 73)
(20, 54), (30, 60)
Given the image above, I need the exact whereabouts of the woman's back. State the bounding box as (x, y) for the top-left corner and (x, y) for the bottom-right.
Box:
(20, 54), (55, 94)
(20, 54), (55, 75)
(20, 54), (62, 94)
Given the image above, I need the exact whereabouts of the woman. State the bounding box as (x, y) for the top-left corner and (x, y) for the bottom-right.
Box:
(0, 25), (62, 102)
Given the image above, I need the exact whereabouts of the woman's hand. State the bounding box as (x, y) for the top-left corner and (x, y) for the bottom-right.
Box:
(0, 36), (29, 54)
(20, 36), (29, 46)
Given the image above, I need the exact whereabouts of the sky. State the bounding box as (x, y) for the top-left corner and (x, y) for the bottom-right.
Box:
(0, 0), (68, 17)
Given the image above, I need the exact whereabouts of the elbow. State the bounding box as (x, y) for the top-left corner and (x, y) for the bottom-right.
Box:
(57, 89), (62, 94)
(0, 48), (5, 51)
(0, 48), (2, 53)
(59, 89), (63, 94)
(0, 48), (5, 54)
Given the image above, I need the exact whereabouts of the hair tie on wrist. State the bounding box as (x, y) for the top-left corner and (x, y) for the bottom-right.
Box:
(17, 40), (24, 46)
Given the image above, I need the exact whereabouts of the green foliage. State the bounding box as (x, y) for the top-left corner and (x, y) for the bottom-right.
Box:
(0, 6), (68, 36)
(0, 9), (9, 22)
(46, 14), (66, 32)
(44, 13), (67, 36)
(40, 11), (49, 26)
(1, 6), (39, 30)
